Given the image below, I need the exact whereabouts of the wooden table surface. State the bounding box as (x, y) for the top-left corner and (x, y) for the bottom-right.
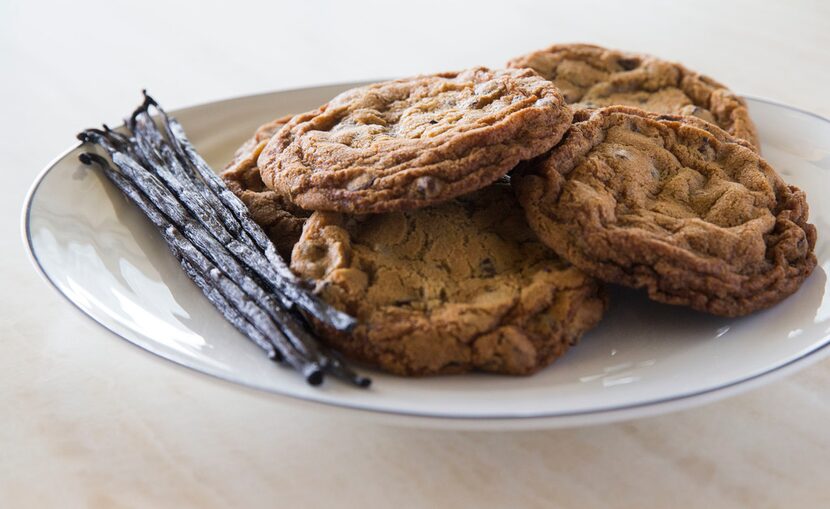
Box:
(2, 1), (829, 507)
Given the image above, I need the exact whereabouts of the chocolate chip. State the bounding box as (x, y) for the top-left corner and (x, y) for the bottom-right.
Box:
(698, 138), (715, 160)
(618, 57), (640, 71)
(429, 120), (438, 124)
(480, 258), (496, 278)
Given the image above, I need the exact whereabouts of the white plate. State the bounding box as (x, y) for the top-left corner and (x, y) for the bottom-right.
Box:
(22, 85), (830, 430)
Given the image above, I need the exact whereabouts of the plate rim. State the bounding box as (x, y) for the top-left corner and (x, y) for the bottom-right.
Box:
(19, 89), (830, 426)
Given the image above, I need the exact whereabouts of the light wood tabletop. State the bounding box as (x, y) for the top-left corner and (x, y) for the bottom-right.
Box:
(2, 1), (829, 507)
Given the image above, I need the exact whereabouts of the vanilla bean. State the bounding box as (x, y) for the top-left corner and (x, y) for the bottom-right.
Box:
(130, 109), (257, 249)
(79, 153), (323, 384)
(145, 93), (356, 332)
(125, 124), (300, 312)
(129, 116), (235, 244)
(77, 92), (371, 387)
(179, 256), (283, 364)
(80, 134), (307, 363)
(79, 129), (295, 312)
(320, 346), (372, 388)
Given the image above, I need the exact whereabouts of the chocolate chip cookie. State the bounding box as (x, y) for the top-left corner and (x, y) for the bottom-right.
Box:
(508, 44), (759, 149)
(222, 115), (309, 260)
(259, 68), (573, 214)
(290, 185), (607, 375)
(514, 106), (816, 317)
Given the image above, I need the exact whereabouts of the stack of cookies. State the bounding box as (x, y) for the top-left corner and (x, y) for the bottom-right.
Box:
(222, 44), (817, 377)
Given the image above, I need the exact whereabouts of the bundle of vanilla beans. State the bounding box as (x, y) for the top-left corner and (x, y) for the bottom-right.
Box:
(77, 92), (370, 387)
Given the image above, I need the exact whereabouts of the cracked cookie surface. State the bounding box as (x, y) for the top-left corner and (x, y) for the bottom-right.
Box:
(289, 184), (606, 376)
(259, 67), (573, 214)
(221, 114), (309, 260)
(514, 106), (816, 317)
(507, 43), (759, 149)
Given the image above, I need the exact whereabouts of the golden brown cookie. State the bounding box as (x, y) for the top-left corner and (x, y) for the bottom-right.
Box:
(507, 44), (759, 149)
(259, 68), (573, 214)
(225, 114), (293, 171)
(514, 106), (816, 317)
(290, 185), (607, 376)
(221, 115), (309, 260)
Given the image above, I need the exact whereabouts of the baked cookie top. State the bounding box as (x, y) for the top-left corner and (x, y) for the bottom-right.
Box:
(221, 115), (309, 260)
(225, 114), (293, 172)
(290, 185), (606, 376)
(514, 106), (816, 317)
(508, 43), (759, 149)
(259, 68), (572, 214)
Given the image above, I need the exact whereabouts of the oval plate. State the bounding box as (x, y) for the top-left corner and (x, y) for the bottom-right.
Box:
(22, 85), (830, 430)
